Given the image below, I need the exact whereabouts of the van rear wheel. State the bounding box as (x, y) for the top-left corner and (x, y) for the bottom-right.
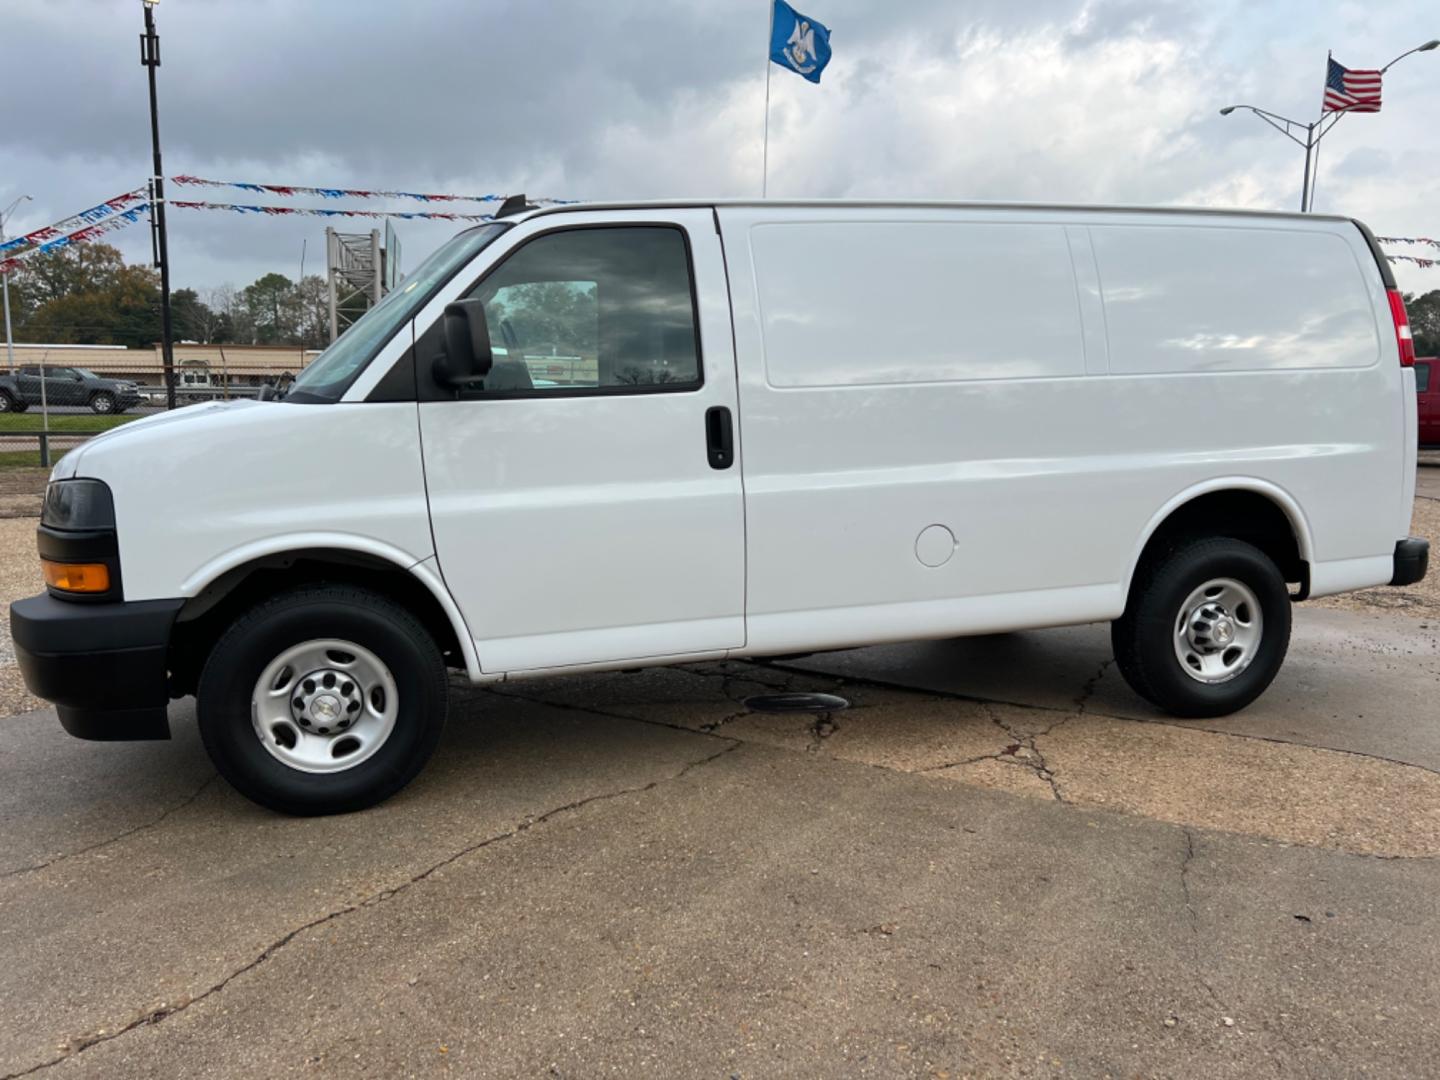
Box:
(1112, 537), (1291, 718)
(197, 584), (447, 815)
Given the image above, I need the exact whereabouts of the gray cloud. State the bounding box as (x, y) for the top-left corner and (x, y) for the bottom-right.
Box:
(3, 0), (1438, 295)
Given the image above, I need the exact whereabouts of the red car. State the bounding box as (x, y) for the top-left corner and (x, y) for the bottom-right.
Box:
(1420, 357), (1439, 448)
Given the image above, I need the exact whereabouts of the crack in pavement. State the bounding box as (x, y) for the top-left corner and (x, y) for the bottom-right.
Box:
(756, 658), (1440, 780)
(0, 742), (740, 1080)
(806, 712), (838, 752)
(1179, 828), (1228, 1017)
(675, 662), (820, 733)
(480, 683), (738, 743)
(1074, 658), (1113, 716)
(984, 701), (1065, 801)
(0, 773), (220, 882)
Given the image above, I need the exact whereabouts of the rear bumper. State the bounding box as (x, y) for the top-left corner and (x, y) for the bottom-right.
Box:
(9, 593), (184, 740)
(1392, 537), (1430, 587)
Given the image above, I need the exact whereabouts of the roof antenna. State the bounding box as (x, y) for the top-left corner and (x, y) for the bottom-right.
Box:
(496, 194), (532, 218)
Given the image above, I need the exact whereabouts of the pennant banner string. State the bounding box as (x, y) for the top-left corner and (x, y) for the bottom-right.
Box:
(0, 202), (151, 275)
(170, 175), (574, 205)
(0, 188), (148, 257)
(170, 200), (500, 221)
(1386, 254), (1438, 268)
(1377, 236), (1440, 249)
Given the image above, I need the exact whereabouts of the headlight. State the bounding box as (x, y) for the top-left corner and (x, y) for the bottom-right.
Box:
(42, 480), (116, 531)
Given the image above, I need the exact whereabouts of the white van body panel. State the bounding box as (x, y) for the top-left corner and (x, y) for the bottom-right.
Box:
(716, 204), (1401, 653)
(72, 400), (436, 597)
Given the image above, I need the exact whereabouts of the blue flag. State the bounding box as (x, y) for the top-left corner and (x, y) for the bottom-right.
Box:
(770, 0), (832, 84)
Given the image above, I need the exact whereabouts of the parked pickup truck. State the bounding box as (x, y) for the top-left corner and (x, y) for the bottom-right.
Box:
(0, 365), (144, 414)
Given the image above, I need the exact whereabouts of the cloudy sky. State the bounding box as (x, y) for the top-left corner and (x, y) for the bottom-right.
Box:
(4, 0), (1438, 296)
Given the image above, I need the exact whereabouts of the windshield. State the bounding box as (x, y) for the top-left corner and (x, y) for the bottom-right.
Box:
(74, 368), (99, 379)
(285, 223), (507, 403)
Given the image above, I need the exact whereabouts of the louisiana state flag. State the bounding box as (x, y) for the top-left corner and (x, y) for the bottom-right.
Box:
(770, 0), (832, 84)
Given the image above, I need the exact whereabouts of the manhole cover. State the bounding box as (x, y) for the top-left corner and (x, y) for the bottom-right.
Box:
(743, 692), (850, 714)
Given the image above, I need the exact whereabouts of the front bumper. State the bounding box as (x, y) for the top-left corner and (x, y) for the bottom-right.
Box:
(9, 593), (184, 740)
(1391, 537), (1430, 587)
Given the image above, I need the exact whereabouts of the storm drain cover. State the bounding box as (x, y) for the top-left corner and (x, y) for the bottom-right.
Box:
(743, 692), (850, 714)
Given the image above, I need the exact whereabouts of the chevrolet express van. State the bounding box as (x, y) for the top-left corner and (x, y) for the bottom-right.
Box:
(11, 200), (1429, 815)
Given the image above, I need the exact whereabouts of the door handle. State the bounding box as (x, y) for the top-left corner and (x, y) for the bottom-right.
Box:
(705, 406), (734, 470)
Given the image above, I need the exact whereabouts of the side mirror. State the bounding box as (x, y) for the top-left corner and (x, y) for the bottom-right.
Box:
(432, 300), (494, 388)
(73, 374), (84, 382)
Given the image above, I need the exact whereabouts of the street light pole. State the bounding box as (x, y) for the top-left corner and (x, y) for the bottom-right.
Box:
(1218, 104), (1323, 210)
(1219, 38), (1438, 213)
(141, 0), (177, 409)
(1, 195), (32, 376)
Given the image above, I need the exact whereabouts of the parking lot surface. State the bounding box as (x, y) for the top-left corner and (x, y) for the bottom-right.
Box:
(0, 472), (1436, 1078)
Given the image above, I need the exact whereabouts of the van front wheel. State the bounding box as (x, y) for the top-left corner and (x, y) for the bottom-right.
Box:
(197, 585), (448, 815)
(1112, 537), (1291, 718)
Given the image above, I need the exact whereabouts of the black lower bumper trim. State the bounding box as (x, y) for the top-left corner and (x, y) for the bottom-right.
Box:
(9, 593), (183, 741)
(1391, 537), (1430, 587)
(58, 704), (170, 741)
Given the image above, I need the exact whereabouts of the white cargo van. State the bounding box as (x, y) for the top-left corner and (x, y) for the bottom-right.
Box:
(12, 200), (1428, 814)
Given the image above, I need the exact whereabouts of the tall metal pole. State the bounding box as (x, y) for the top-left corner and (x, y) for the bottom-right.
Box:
(1299, 124), (1314, 212)
(141, 1), (177, 410)
(1306, 50), (1331, 213)
(326, 227), (339, 344)
(1, 196), (30, 376)
(762, 0), (774, 197)
(1, 267), (13, 377)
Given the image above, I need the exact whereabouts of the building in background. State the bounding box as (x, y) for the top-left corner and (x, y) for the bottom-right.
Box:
(5, 342), (319, 401)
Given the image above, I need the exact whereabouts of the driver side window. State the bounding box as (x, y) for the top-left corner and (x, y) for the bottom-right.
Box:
(463, 226), (701, 395)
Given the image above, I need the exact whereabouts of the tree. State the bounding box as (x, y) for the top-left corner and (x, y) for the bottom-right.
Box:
(206, 284), (250, 344)
(243, 272), (298, 345)
(294, 275), (330, 350)
(10, 243), (161, 348)
(171, 288), (222, 343)
(9, 243), (129, 319)
(1407, 290), (1440, 358)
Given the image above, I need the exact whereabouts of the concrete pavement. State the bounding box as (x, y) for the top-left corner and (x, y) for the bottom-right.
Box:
(1417, 458), (1440, 500)
(2, 606), (1439, 1077)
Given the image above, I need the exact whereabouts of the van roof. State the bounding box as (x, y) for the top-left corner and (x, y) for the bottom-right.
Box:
(514, 198), (1354, 226)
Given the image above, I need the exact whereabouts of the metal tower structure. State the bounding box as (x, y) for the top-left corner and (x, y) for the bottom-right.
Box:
(325, 227), (382, 343)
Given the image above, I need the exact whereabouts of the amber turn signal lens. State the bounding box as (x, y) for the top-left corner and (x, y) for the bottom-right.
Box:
(42, 560), (111, 594)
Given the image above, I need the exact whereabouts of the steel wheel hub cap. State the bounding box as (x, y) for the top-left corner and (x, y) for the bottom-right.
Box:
(1173, 578), (1263, 685)
(251, 638), (399, 773)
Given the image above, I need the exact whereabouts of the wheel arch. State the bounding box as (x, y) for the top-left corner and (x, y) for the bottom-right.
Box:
(169, 538), (480, 693)
(1123, 479), (1315, 603)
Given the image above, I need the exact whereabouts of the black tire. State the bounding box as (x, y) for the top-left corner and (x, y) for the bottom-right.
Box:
(0, 390), (15, 413)
(1112, 537), (1291, 718)
(197, 584), (448, 815)
(89, 391), (116, 414)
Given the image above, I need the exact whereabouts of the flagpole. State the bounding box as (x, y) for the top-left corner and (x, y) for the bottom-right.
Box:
(762, 2), (774, 197)
(1306, 50), (1332, 212)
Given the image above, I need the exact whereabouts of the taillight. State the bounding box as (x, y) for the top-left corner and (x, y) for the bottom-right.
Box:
(1387, 288), (1416, 368)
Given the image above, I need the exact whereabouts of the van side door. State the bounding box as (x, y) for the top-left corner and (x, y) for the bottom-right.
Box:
(418, 209), (745, 673)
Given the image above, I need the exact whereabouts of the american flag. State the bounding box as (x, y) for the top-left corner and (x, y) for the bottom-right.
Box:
(1323, 57), (1382, 113)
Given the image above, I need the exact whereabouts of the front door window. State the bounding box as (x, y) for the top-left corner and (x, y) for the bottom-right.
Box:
(461, 227), (702, 395)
